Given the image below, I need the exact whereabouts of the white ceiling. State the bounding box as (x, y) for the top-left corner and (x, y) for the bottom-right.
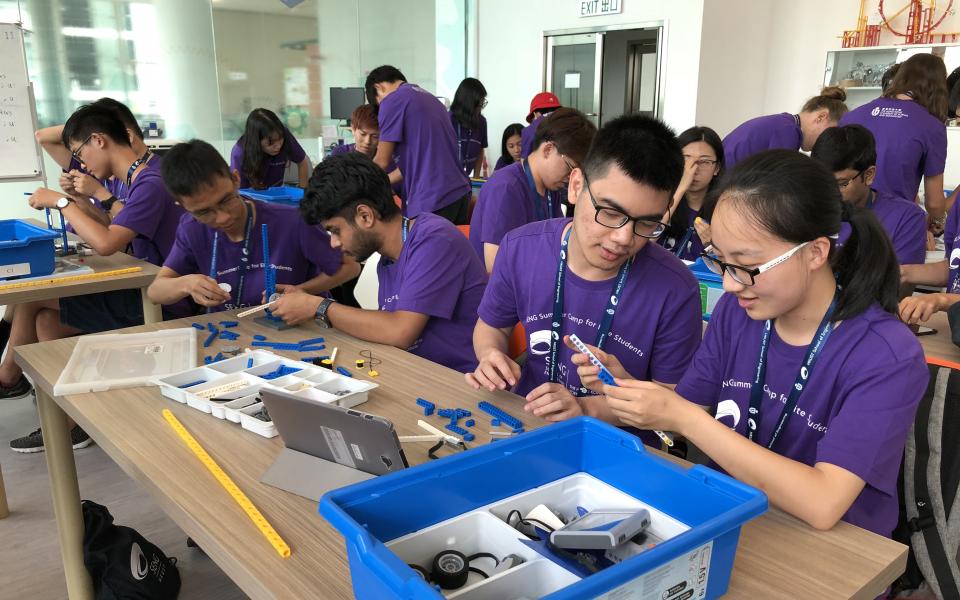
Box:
(210, 0), (318, 17)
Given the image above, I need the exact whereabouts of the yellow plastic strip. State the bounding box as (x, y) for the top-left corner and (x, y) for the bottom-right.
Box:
(162, 409), (291, 558)
(0, 266), (142, 292)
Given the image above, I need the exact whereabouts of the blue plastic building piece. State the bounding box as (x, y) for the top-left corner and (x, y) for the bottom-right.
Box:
(297, 337), (326, 347)
(455, 409), (471, 419)
(203, 356), (212, 365)
(336, 366), (352, 377)
(246, 358), (254, 369)
(191, 323), (205, 330)
(207, 322), (217, 333)
(212, 352), (224, 363)
(491, 418), (501, 427)
(202, 329), (218, 348)
(250, 341), (304, 351)
(177, 379), (205, 389)
(253, 334), (267, 341)
(260, 365), (302, 380)
(512, 427), (525, 434)
(464, 419), (475, 428)
(299, 344), (325, 352)
(219, 321), (238, 328)
(219, 331), (239, 341)
(463, 432), (475, 442)
(445, 423), (469, 436)
(416, 398), (436, 417)
(477, 401), (523, 430)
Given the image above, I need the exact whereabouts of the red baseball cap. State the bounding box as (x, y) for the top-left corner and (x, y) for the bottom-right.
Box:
(526, 92), (561, 123)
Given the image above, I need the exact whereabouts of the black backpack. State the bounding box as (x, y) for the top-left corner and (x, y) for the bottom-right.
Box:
(891, 357), (960, 600)
(82, 500), (181, 600)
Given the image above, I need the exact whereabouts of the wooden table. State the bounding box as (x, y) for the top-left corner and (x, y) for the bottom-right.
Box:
(15, 315), (908, 600)
(1, 219), (163, 324)
(918, 310), (960, 367)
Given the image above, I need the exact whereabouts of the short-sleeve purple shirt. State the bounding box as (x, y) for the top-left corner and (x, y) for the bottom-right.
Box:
(110, 167), (185, 267)
(449, 112), (488, 173)
(722, 113), (802, 169)
(479, 218), (702, 398)
(230, 129), (306, 189)
(840, 98), (947, 201)
(520, 116), (542, 159)
(163, 200), (342, 311)
(377, 213), (487, 372)
(676, 293), (927, 537)
(469, 161), (564, 261)
(377, 83), (470, 216)
(837, 191), (926, 265)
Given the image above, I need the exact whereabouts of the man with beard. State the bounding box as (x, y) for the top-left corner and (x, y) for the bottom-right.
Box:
(270, 153), (487, 373)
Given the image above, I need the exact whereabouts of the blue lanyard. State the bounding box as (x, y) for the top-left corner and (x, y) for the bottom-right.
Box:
(523, 159), (553, 222)
(672, 227), (695, 257)
(125, 151), (151, 187)
(548, 226), (633, 387)
(208, 200), (254, 308)
(402, 217), (410, 243)
(747, 293), (837, 450)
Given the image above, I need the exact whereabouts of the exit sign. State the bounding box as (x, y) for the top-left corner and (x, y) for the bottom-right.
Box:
(578, 0), (622, 17)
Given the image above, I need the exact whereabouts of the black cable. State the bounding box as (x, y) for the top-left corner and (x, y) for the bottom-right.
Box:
(467, 566), (489, 579)
(466, 552), (499, 565)
(506, 509), (556, 540)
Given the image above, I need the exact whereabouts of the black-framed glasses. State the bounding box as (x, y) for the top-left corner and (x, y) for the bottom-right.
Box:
(190, 192), (243, 221)
(581, 172), (668, 239)
(684, 157), (719, 169)
(70, 134), (95, 164)
(699, 242), (808, 286)
(836, 169), (865, 190)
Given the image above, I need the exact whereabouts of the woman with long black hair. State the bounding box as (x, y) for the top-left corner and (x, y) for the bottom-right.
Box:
(230, 108), (309, 189)
(449, 77), (489, 177)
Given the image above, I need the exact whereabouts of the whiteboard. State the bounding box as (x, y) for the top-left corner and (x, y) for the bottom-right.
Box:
(0, 22), (43, 180)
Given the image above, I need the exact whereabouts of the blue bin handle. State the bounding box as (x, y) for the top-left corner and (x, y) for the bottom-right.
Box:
(354, 529), (440, 598)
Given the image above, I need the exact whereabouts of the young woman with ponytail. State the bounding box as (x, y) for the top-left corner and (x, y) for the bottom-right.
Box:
(567, 150), (927, 538)
(722, 86), (848, 169)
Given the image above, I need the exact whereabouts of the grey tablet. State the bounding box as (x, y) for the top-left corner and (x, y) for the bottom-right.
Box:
(258, 388), (408, 501)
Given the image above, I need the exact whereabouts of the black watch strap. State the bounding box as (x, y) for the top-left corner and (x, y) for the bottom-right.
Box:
(100, 195), (119, 211)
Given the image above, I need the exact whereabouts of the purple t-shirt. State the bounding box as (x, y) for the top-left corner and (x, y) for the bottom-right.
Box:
(377, 213), (487, 372)
(658, 207), (705, 262)
(163, 200), (342, 311)
(377, 83), (470, 216)
(520, 116), (542, 159)
(230, 130), (307, 189)
(479, 218), (702, 398)
(676, 293), (927, 537)
(110, 167), (184, 267)
(449, 112), (488, 173)
(722, 113), (801, 169)
(837, 191), (926, 265)
(494, 155), (515, 171)
(327, 142), (403, 196)
(469, 161), (564, 261)
(841, 98), (947, 201)
(944, 193), (960, 293)
(65, 154), (163, 232)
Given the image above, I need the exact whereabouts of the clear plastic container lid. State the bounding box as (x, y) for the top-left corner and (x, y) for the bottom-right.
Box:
(54, 327), (198, 395)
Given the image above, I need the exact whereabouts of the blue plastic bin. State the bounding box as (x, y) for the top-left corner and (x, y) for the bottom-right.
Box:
(0, 220), (58, 279)
(320, 417), (767, 600)
(238, 186), (304, 206)
(688, 258), (724, 321)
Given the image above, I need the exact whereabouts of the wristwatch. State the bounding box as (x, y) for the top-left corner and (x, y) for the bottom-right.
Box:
(100, 195), (119, 212)
(315, 297), (336, 328)
(55, 197), (73, 210)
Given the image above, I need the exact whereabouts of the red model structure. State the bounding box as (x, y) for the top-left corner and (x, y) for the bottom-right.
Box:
(842, 0), (958, 47)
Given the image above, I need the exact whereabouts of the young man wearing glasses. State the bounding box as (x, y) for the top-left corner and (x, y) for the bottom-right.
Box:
(810, 124), (925, 267)
(147, 140), (358, 311)
(469, 108), (596, 272)
(10, 105), (185, 453)
(467, 115), (702, 439)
